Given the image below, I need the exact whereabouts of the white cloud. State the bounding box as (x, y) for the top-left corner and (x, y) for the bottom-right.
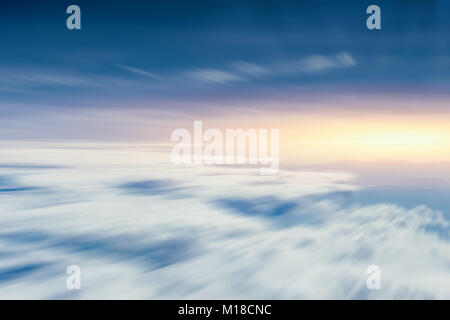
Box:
(187, 69), (244, 83)
(285, 52), (357, 73)
(186, 53), (357, 85)
(0, 142), (448, 299)
(116, 64), (160, 79)
(336, 52), (357, 67)
(300, 55), (338, 72)
(0, 70), (103, 88)
(232, 62), (268, 76)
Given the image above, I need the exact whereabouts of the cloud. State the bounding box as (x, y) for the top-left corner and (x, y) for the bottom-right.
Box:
(116, 64), (160, 79)
(0, 66), (163, 97)
(0, 263), (50, 284)
(299, 55), (338, 72)
(279, 52), (357, 74)
(186, 53), (357, 85)
(0, 175), (43, 193)
(216, 196), (297, 218)
(118, 179), (184, 196)
(0, 142), (448, 299)
(336, 52), (357, 67)
(187, 69), (244, 83)
(232, 62), (268, 77)
(0, 230), (196, 271)
(0, 53), (356, 99)
(0, 70), (102, 89)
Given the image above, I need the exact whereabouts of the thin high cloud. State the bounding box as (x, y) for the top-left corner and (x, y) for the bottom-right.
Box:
(0, 66), (166, 100)
(0, 69), (103, 89)
(232, 62), (269, 77)
(187, 69), (244, 83)
(116, 64), (160, 79)
(186, 52), (357, 84)
(293, 52), (357, 73)
(0, 67), (144, 93)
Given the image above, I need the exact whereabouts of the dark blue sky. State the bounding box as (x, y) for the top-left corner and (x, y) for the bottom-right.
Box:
(0, 0), (449, 112)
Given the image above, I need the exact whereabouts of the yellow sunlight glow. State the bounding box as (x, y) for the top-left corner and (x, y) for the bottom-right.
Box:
(281, 113), (450, 163)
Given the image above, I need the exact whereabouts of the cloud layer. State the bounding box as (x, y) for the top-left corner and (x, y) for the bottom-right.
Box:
(0, 142), (448, 299)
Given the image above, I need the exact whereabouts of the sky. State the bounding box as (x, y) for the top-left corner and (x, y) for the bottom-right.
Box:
(0, 0), (449, 116)
(1, 0), (450, 151)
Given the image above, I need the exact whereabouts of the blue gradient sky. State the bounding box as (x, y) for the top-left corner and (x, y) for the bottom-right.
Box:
(1, 0), (450, 140)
